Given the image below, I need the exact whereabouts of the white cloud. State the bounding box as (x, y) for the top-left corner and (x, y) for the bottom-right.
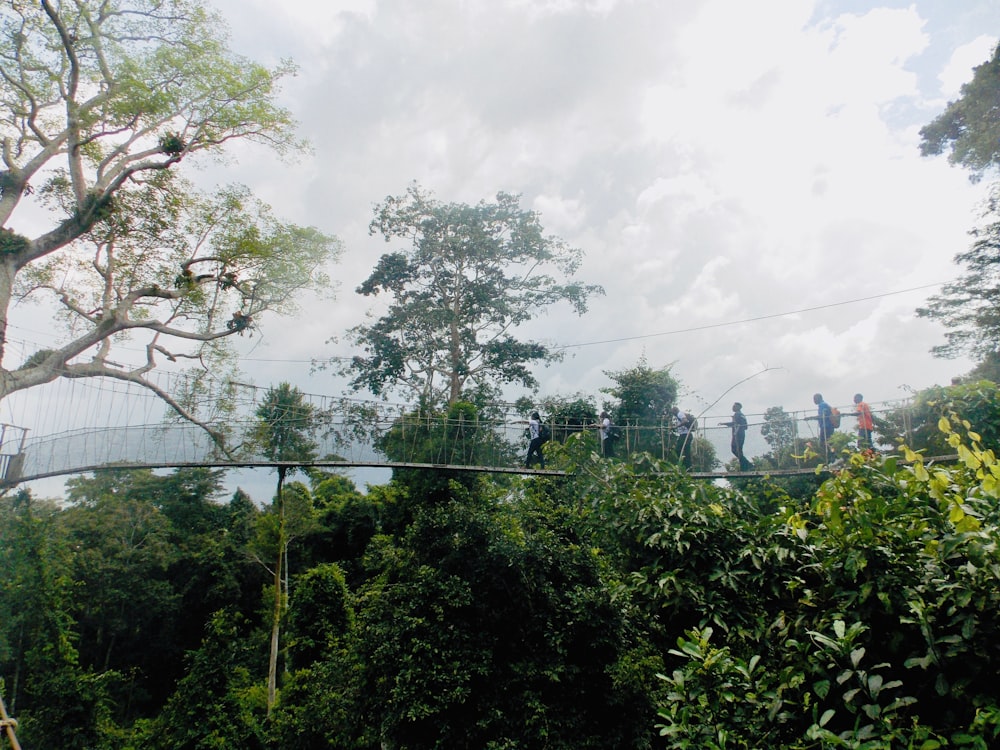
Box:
(938, 34), (997, 98)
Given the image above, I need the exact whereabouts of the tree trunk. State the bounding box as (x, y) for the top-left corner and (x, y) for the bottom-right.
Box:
(266, 466), (287, 717)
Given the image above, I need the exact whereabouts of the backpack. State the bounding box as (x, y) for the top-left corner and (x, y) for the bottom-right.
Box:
(539, 423), (551, 443)
(829, 407), (841, 429)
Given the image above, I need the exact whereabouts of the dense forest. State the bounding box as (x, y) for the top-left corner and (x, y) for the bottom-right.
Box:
(4, 379), (1000, 748)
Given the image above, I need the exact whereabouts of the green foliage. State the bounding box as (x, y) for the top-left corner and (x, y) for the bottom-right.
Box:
(918, 42), (1000, 361)
(919, 42), (1000, 180)
(0, 469), (268, 745)
(591, 358), (719, 469)
(346, 183), (603, 404)
(963, 351), (1000, 384)
(292, 472), (377, 584)
(761, 406), (799, 460)
(877, 381), (1000, 455)
(656, 627), (802, 749)
(252, 382), (319, 466)
(133, 610), (268, 750)
(354, 493), (652, 749)
(917, 187), (1000, 360)
(602, 358), (680, 426)
(375, 400), (514, 511)
(594, 419), (1000, 748)
(17, 405), (1000, 748)
(534, 393), (599, 444)
(0, 492), (113, 749)
(286, 563), (354, 666)
(602, 361), (675, 455)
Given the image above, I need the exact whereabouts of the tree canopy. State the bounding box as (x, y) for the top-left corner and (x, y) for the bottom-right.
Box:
(917, 42), (1000, 365)
(0, 0), (337, 438)
(919, 42), (1000, 181)
(345, 184), (603, 405)
(11, 414), (1000, 747)
(917, 186), (1000, 361)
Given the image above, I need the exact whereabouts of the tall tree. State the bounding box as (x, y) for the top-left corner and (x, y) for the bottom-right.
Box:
(251, 383), (319, 467)
(345, 184), (603, 405)
(917, 186), (1000, 361)
(918, 43), (1000, 363)
(760, 405), (798, 460)
(601, 358), (679, 425)
(601, 358), (689, 460)
(0, 0), (337, 438)
(0, 492), (107, 749)
(251, 382), (319, 715)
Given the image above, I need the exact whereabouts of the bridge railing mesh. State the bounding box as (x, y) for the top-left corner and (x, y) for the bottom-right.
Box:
(3, 403), (914, 483)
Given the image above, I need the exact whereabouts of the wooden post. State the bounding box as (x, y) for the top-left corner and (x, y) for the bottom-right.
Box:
(0, 690), (22, 750)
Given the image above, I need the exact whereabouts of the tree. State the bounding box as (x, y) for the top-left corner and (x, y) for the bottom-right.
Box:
(134, 610), (268, 750)
(759, 405), (798, 463)
(918, 43), (1000, 363)
(919, 42), (1000, 181)
(345, 183), (603, 405)
(0, 1), (338, 440)
(917, 186), (1000, 361)
(599, 358), (718, 468)
(251, 382), (319, 715)
(0, 491), (109, 749)
(601, 358), (679, 458)
(749, 405), (821, 501)
(355, 493), (651, 748)
(274, 563), (365, 749)
(374, 400), (509, 514)
(602, 358), (679, 426)
(532, 393), (598, 445)
(251, 383), (320, 467)
(878, 380), (1000, 456)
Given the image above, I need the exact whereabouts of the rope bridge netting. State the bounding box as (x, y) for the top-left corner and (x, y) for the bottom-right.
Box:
(0, 374), (915, 484)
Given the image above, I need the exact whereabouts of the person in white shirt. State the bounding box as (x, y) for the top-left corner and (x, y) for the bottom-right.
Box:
(599, 411), (614, 458)
(671, 406), (695, 467)
(525, 411), (546, 469)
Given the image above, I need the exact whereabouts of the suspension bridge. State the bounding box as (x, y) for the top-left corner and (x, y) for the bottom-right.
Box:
(0, 374), (912, 487)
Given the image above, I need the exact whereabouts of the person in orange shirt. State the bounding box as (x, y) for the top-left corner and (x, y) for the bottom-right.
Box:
(851, 393), (874, 449)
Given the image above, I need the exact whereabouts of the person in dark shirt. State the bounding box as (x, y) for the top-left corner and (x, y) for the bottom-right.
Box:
(720, 402), (751, 471)
(811, 393), (834, 459)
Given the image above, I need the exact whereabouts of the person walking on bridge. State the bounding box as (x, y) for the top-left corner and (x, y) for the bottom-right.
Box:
(671, 406), (696, 468)
(720, 402), (751, 471)
(524, 411), (547, 469)
(850, 393), (874, 450)
(595, 411), (616, 458)
(807, 393), (835, 460)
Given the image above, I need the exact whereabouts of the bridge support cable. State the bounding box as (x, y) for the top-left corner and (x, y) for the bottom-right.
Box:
(0, 383), (926, 484)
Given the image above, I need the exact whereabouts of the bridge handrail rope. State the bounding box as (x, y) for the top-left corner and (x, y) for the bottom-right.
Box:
(0, 392), (932, 485)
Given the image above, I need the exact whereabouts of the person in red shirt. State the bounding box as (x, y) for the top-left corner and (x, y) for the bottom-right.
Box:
(851, 393), (874, 449)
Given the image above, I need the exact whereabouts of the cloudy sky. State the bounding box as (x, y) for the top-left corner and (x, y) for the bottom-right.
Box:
(11, 0), (1000, 498)
(193, 0), (1000, 425)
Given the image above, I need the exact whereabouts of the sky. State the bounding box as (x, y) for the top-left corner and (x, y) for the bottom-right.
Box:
(202, 0), (996, 411)
(11, 0), (1000, 499)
